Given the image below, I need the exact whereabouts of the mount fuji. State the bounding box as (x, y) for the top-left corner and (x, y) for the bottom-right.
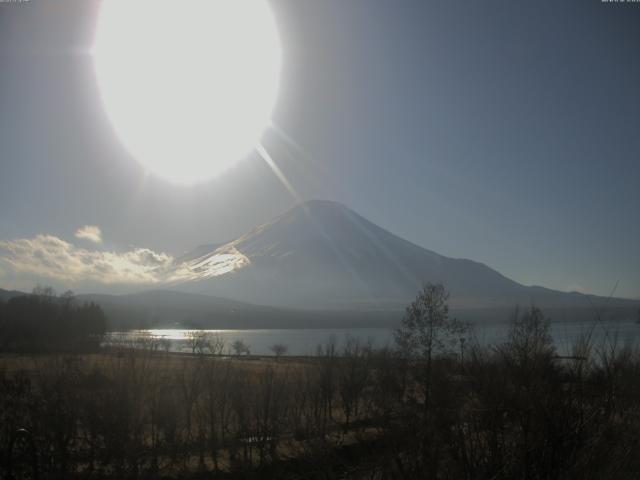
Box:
(165, 200), (634, 312)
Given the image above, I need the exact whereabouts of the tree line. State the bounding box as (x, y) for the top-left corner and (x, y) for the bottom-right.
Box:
(0, 287), (107, 353)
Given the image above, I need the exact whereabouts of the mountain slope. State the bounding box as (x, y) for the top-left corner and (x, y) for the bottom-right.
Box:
(169, 200), (631, 310)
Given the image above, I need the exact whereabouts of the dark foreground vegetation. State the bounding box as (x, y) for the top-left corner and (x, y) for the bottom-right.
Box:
(2, 284), (640, 479)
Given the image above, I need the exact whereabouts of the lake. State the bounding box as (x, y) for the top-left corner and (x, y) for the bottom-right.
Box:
(106, 319), (640, 356)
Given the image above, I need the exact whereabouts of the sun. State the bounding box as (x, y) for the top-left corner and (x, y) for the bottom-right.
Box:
(92, 0), (281, 184)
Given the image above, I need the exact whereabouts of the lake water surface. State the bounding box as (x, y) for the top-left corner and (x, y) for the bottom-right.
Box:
(106, 319), (640, 356)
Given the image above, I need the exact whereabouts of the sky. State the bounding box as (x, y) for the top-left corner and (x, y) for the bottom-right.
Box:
(0, 0), (639, 298)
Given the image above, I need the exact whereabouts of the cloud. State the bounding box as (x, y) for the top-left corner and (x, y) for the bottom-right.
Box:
(0, 234), (173, 285)
(75, 225), (103, 244)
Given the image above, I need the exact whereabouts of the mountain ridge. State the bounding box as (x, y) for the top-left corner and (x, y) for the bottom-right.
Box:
(166, 200), (637, 310)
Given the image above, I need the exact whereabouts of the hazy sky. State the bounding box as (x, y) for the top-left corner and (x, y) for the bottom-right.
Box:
(0, 0), (639, 298)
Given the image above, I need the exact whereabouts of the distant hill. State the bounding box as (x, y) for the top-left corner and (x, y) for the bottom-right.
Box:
(79, 289), (638, 331)
(77, 290), (400, 330)
(0, 288), (26, 302)
(2, 286), (636, 331)
(0, 287), (398, 330)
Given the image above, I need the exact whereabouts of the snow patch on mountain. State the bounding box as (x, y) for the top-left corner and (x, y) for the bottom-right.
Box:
(167, 246), (250, 282)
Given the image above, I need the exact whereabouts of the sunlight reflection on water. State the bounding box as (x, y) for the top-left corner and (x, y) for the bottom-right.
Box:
(105, 320), (640, 356)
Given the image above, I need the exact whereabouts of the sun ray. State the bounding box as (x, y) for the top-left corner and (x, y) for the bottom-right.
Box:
(256, 142), (374, 301)
(268, 122), (311, 162)
(256, 142), (303, 204)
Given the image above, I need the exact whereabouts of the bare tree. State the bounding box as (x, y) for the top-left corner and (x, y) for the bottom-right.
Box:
(186, 331), (211, 355)
(499, 306), (556, 380)
(32, 285), (56, 301)
(198, 359), (235, 471)
(206, 333), (227, 356)
(269, 343), (288, 359)
(60, 290), (76, 309)
(338, 337), (372, 431)
(393, 283), (466, 478)
(231, 339), (250, 356)
(395, 283), (466, 363)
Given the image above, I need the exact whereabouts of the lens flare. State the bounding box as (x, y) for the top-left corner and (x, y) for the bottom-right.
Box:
(93, 0), (282, 184)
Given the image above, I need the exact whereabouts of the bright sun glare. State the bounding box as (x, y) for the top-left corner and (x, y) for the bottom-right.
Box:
(93, 0), (281, 184)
